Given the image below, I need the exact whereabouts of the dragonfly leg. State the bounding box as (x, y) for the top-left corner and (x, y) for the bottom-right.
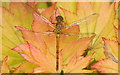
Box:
(46, 30), (52, 32)
(52, 29), (56, 32)
(52, 23), (56, 24)
(46, 29), (55, 32)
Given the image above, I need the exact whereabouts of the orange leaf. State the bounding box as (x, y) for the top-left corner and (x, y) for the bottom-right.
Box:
(50, 8), (61, 23)
(14, 43), (56, 73)
(41, 2), (57, 20)
(15, 26), (48, 53)
(64, 53), (94, 73)
(91, 58), (118, 73)
(77, 2), (93, 19)
(62, 35), (95, 63)
(1, 56), (10, 73)
(32, 13), (54, 32)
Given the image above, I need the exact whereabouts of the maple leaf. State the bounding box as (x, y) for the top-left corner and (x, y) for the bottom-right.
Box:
(1, 56), (10, 73)
(11, 3), (95, 73)
(13, 42), (95, 73)
(91, 58), (118, 73)
(1, 2), (118, 73)
(91, 27), (119, 73)
(58, 2), (118, 61)
(1, 2), (34, 68)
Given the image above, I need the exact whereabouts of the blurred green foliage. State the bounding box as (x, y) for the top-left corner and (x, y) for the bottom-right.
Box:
(37, 2), (52, 8)
(1, 2), (52, 9)
(1, 2), (10, 9)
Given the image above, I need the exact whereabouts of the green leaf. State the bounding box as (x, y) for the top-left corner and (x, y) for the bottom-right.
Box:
(37, 2), (50, 8)
(2, 2), (34, 67)
(57, 2), (77, 13)
(1, 2), (9, 9)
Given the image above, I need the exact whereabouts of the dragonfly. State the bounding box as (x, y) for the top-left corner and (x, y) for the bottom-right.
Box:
(18, 3), (98, 71)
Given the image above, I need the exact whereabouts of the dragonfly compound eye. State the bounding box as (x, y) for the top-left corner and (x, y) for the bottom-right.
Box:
(56, 16), (63, 22)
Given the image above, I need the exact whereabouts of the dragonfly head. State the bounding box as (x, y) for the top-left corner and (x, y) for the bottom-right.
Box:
(56, 16), (63, 22)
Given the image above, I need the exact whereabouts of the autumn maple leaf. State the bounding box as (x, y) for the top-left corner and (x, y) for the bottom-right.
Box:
(1, 2), (119, 73)
(1, 2), (48, 73)
(1, 2), (34, 68)
(1, 56), (10, 73)
(11, 3), (95, 73)
(58, 2), (118, 61)
(91, 27), (119, 73)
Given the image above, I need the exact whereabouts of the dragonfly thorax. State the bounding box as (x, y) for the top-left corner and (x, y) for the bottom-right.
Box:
(56, 24), (63, 34)
(55, 16), (64, 34)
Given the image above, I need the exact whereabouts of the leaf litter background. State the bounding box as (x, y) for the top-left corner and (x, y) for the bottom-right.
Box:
(0, 2), (119, 73)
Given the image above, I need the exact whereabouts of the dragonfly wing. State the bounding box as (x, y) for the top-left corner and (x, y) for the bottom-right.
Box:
(42, 32), (55, 35)
(40, 15), (55, 28)
(31, 30), (55, 35)
(26, 3), (55, 29)
(36, 14), (55, 29)
(66, 13), (98, 29)
(63, 32), (95, 37)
